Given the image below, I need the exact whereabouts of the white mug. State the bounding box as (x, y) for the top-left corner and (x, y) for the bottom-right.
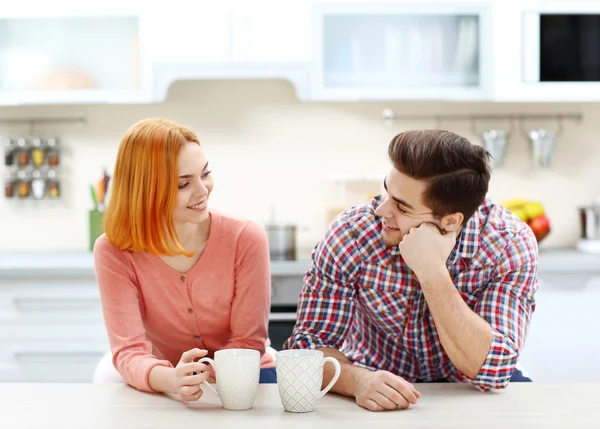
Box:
(198, 348), (260, 411)
(275, 349), (341, 413)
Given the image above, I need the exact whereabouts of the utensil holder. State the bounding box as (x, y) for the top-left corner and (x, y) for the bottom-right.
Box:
(89, 210), (104, 251)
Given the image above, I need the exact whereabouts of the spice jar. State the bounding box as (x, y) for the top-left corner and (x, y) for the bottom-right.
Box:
(4, 172), (16, 198)
(16, 170), (31, 198)
(3, 138), (15, 166)
(46, 138), (60, 166)
(31, 170), (46, 200)
(47, 169), (60, 199)
(31, 138), (46, 167)
(16, 138), (30, 167)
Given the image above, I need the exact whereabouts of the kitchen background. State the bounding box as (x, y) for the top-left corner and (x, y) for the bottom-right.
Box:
(1, 87), (599, 255)
(1, 0), (599, 385)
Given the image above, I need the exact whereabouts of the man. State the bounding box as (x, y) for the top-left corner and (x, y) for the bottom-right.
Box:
(283, 129), (539, 412)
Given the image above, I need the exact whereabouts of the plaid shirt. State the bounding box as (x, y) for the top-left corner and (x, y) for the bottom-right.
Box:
(284, 196), (539, 390)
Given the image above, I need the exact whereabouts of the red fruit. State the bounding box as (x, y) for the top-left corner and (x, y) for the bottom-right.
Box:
(528, 215), (551, 242)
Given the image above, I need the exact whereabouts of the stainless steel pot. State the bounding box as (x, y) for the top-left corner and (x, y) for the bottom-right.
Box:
(579, 206), (600, 240)
(264, 224), (297, 261)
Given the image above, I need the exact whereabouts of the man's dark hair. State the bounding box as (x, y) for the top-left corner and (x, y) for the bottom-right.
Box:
(388, 129), (491, 223)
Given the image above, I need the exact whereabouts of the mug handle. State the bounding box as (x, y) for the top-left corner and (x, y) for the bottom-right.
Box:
(318, 357), (341, 399)
(197, 357), (218, 396)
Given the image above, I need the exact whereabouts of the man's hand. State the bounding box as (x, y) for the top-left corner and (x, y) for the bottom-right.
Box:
(399, 222), (457, 278)
(353, 370), (421, 411)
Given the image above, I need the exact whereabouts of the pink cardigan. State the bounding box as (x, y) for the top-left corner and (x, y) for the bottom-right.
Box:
(94, 210), (275, 392)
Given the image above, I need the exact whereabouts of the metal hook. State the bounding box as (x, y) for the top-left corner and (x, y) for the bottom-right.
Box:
(470, 117), (478, 136)
(555, 115), (564, 140)
(518, 116), (530, 141)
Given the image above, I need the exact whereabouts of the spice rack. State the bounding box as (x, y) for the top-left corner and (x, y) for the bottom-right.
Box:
(1, 115), (84, 200)
(3, 137), (61, 199)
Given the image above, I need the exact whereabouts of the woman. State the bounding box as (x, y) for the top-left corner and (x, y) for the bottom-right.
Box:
(94, 118), (275, 402)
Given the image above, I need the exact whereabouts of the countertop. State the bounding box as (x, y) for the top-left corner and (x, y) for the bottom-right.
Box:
(1, 383), (597, 429)
(0, 252), (311, 278)
(0, 248), (599, 278)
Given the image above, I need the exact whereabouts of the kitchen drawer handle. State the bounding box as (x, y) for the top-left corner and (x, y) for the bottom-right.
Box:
(14, 351), (106, 362)
(269, 312), (297, 322)
(13, 298), (100, 311)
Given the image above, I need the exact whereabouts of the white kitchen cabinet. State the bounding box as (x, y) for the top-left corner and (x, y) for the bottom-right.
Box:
(0, 13), (153, 105)
(0, 275), (109, 383)
(147, 3), (310, 102)
(493, 1), (600, 102)
(517, 274), (600, 382)
(308, 2), (493, 101)
(144, 6), (232, 64)
(145, 3), (310, 65)
(229, 3), (311, 63)
(0, 340), (107, 383)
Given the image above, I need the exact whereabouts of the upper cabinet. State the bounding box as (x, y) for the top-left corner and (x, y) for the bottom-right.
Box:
(2, 1), (599, 105)
(308, 2), (492, 101)
(228, 3), (311, 64)
(145, 3), (311, 102)
(0, 11), (153, 105)
(494, 0), (600, 102)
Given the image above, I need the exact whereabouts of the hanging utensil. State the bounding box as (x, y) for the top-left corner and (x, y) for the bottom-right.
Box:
(481, 129), (509, 169)
(527, 129), (556, 168)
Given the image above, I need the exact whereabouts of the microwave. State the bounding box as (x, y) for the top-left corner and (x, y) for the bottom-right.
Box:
(523, 11), (600, 82)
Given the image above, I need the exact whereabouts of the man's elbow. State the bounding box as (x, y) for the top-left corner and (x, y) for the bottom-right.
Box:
(471, 372), (512, 391)
(469, 349), (519, 391)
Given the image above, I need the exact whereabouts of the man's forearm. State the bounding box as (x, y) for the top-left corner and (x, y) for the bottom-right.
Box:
(317, 347), (369, 398)
(418, 267), (492, 379)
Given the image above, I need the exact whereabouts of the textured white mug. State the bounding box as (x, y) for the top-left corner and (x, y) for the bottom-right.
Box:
(275, 349), (341, 413)
(198, 349), (260, 411)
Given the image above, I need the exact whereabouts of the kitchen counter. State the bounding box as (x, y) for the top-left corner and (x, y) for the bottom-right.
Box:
(0, 252), (311, 278)
(1, 383), (597, 429)
(0, 248), (598, 278)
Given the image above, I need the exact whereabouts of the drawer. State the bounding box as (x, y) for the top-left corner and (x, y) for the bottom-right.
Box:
(0, 340), (109, 383)
(0, 277), (104, 324)
(0, 322), (109, 341)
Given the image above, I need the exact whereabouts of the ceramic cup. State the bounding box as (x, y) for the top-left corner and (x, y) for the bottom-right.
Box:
(198, 349), (260, 411)
(275, 349), (341, 413)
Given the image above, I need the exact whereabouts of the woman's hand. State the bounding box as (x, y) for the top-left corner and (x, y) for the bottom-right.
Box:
(170, 348), (211, 401)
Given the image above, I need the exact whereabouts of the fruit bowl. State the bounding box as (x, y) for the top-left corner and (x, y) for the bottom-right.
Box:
(501, 198), (551, 243)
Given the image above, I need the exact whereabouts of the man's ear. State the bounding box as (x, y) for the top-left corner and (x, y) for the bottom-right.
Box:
(441, 212), (464, 233)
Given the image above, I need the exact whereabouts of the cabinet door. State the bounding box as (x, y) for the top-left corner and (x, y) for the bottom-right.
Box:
(0, 278), (104, 325)
(517, 275), (600, 382)
(0, 14), (152, 104)
(229, 3), (311, 63)
(310, 2), (492, 101)
(144, 6), (232, 64)
(0, 341), (108, 382)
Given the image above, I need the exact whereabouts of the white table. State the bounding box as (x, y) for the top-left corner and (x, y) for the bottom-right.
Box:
(1, 383), (598, 428)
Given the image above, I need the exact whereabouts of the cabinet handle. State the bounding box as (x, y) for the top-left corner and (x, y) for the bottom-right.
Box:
(13, 298), (100, 312)
(14, 351), (105, 362)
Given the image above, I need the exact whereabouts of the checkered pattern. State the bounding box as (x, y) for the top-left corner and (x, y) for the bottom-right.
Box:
(284, 196), (539, 391)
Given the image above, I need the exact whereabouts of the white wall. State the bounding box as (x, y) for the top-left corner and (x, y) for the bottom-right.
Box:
(1, 79), (598, 256)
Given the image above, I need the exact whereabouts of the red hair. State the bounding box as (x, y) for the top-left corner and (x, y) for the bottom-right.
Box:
(104, 118), (199, 256)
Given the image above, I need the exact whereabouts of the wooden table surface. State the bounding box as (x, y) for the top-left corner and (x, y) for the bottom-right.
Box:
(1, 382), (598, 428)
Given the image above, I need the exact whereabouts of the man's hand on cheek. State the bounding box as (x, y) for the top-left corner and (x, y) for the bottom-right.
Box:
(398, 222), (458, 278)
